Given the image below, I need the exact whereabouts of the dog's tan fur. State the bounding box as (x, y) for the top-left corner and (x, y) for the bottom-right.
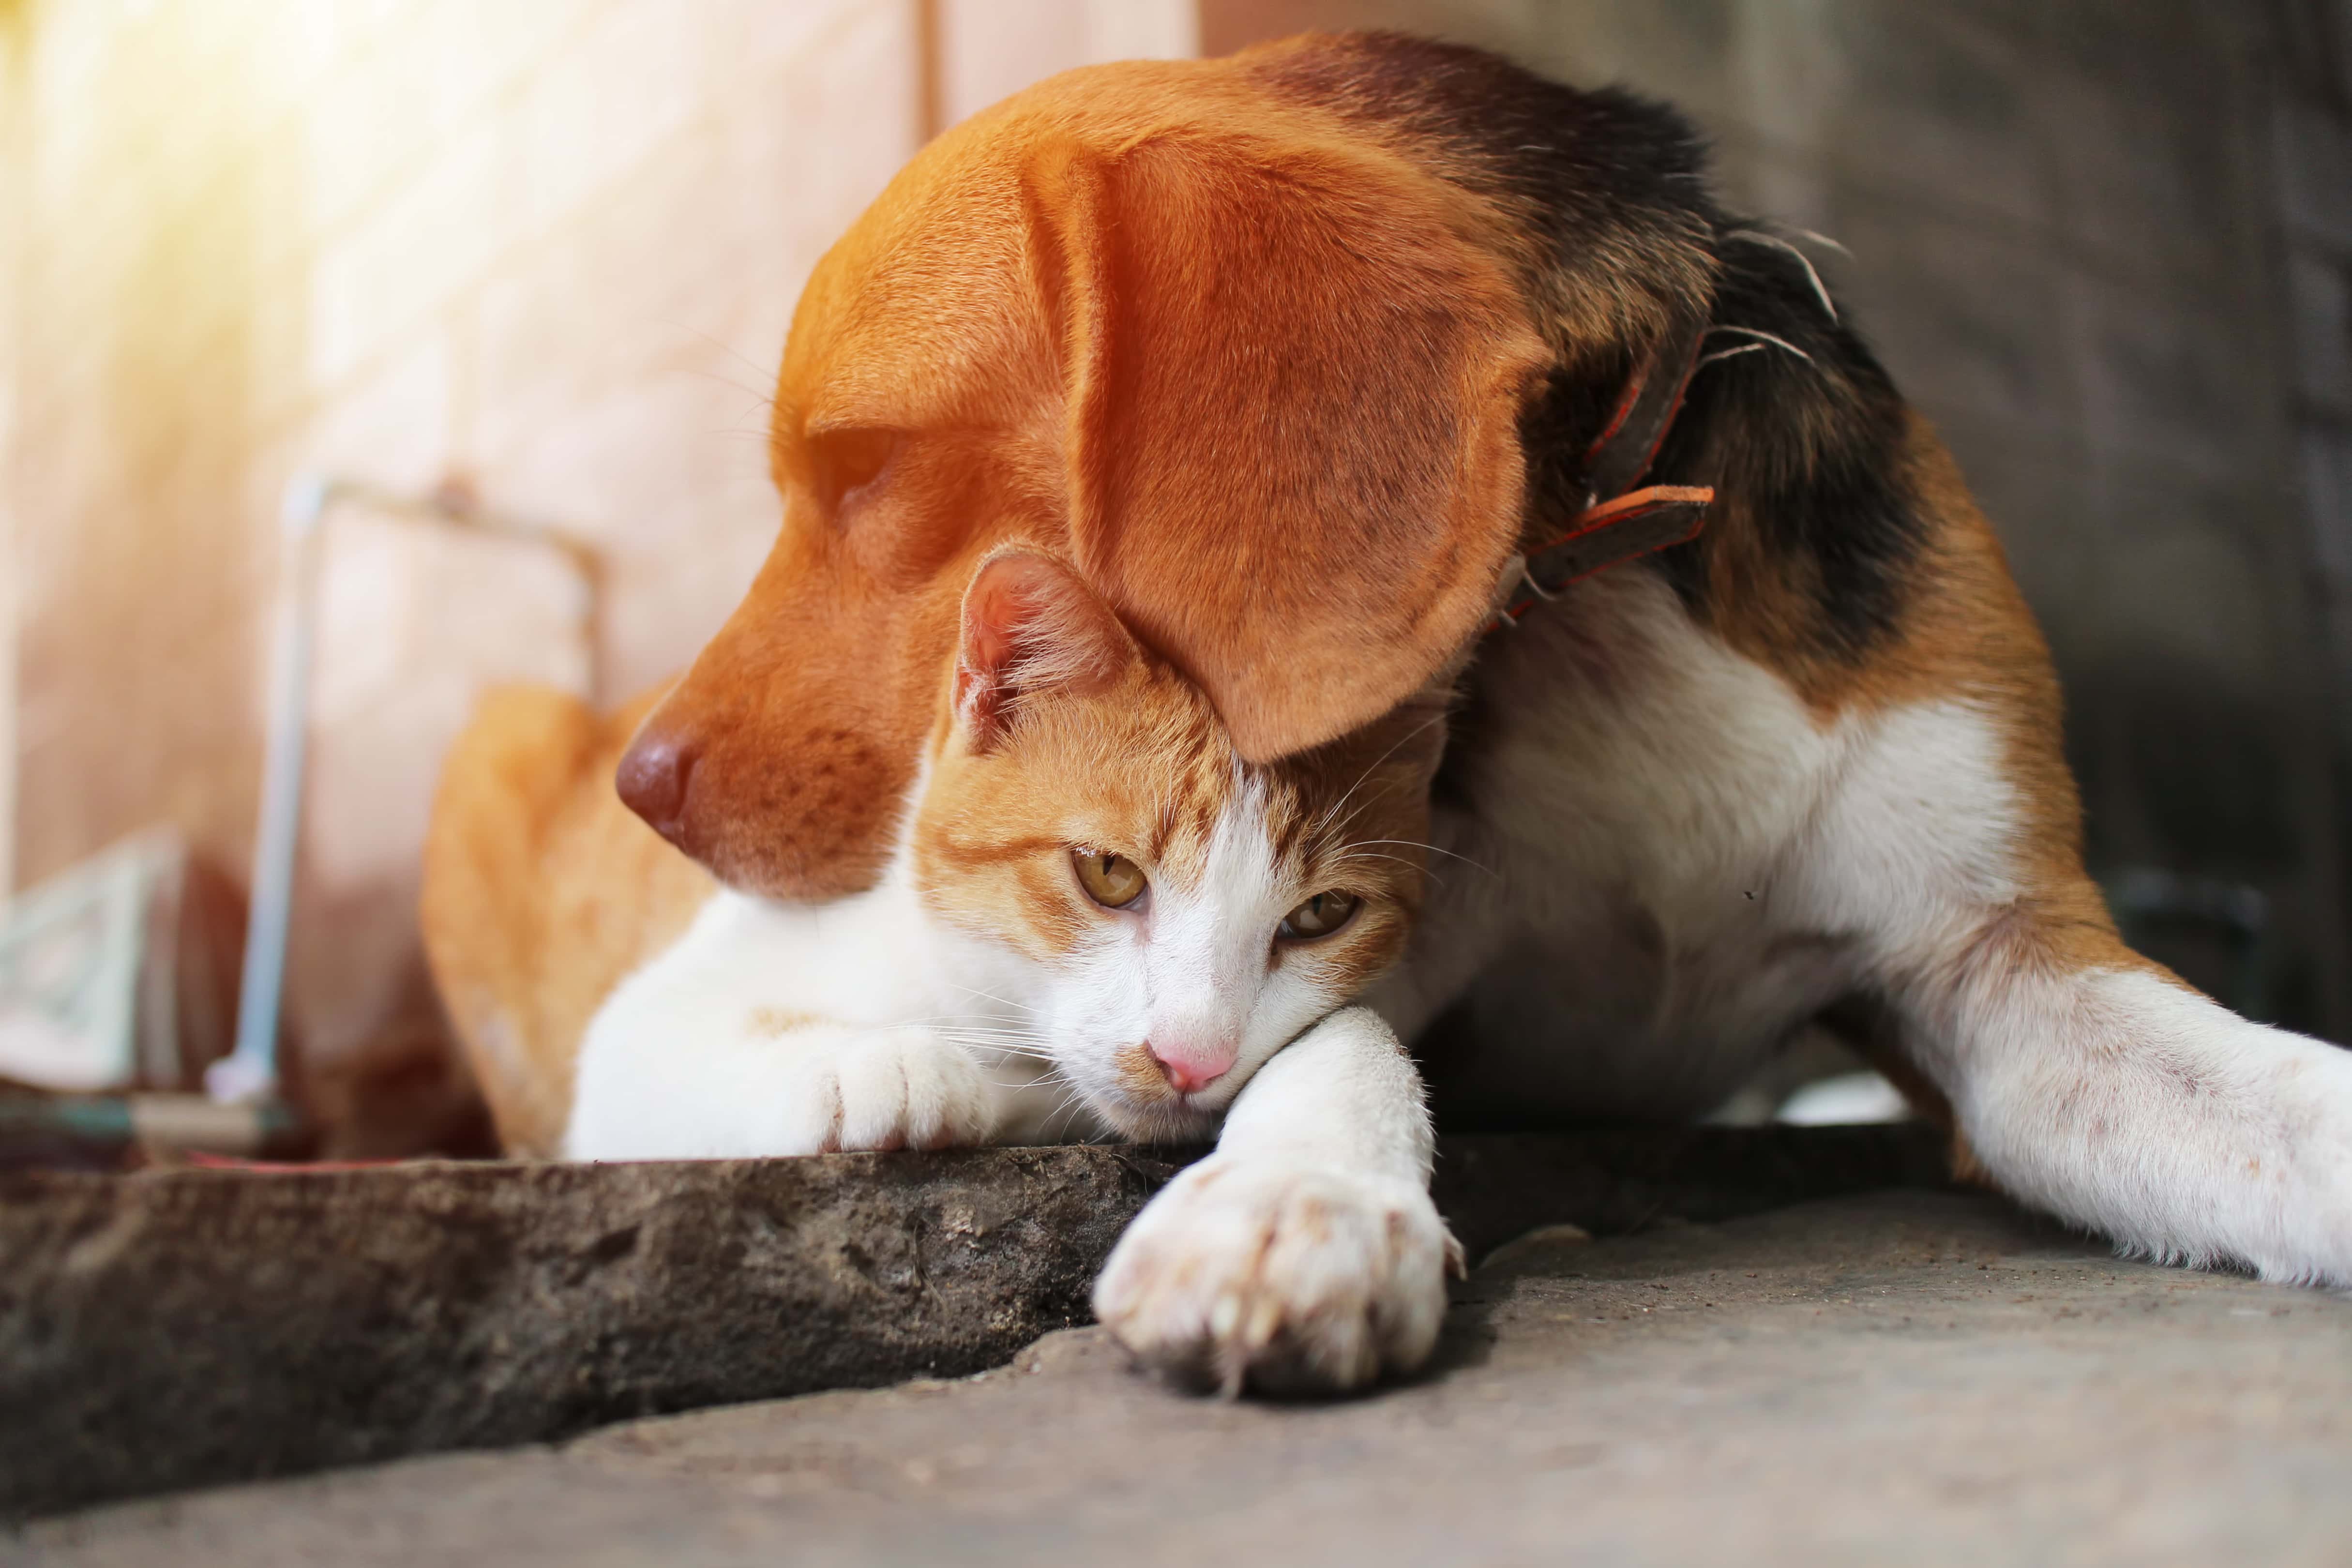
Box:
(425, 36), (2352, 1385)
(422, 685), (710, 1156)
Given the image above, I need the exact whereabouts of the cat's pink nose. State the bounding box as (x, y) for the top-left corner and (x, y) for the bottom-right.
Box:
(1148, 1039), (1236, 1096)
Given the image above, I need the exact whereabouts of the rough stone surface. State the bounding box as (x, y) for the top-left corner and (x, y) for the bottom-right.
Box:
(22, 1190), (2352, 1567)
(0, 1128), (1947, 1517)
(0, 1146), (1167, 1518)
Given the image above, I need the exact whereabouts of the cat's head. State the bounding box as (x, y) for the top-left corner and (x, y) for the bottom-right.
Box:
(913, 550), (1447, 1143)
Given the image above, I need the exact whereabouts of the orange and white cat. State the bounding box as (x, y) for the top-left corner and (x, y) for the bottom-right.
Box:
(566, 550), (1458, 1389)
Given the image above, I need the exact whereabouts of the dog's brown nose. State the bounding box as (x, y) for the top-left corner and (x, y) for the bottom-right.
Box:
(616, 724), (700, 847)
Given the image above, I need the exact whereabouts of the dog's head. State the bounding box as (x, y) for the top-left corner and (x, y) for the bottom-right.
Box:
(620, 37), (1720, 898)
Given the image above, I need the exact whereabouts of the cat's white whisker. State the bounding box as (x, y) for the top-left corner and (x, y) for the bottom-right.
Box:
(931, 1030), (1056, 1054)
(1310, 711), (1448, 839)
(1041, 1085), (1095, 1141)
(1346, 837), (1498, 876)
(1327, 850), (1447, 888)
(947, 983), (1041, 1017)
(1725, 228), (1838, 322)
(948, 1046), (1058, 1065)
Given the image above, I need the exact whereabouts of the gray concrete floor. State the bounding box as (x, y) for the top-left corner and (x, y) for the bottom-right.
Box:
(21, 1190), (2352, 1566)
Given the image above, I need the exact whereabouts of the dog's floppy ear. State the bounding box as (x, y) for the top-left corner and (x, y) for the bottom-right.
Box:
(1041, 133), (1550, 763)
(955, 550), (1139, 751)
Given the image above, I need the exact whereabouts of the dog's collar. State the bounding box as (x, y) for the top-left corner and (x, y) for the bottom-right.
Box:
(1494, 305), (1717, 625)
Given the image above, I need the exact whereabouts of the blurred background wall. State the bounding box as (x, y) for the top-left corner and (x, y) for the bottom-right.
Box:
(0, 0), (2346, 1147)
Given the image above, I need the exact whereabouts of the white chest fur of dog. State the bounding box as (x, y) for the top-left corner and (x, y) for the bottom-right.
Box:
(1377, 566), (2014, 1119)
(1371, 568), (2352, 1288)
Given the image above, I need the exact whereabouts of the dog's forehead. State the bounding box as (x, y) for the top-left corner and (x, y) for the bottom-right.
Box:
(781, 171), (1045, 435)
(776, 58), (1357, 435)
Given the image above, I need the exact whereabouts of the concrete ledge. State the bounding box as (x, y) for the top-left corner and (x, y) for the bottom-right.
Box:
(0, 1126), (1949, 1517)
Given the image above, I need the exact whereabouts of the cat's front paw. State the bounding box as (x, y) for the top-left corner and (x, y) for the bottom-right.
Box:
(1091, 1156), (1460, 1396)
(775, 1028), (995, 1154)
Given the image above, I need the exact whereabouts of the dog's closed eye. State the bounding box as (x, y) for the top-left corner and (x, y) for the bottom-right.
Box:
(809, 427), (899, 519)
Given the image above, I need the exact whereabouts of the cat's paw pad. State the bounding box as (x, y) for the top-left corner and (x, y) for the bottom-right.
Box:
(1091, 1157), (1459, 1396)
(777, 1030), (995, 1154)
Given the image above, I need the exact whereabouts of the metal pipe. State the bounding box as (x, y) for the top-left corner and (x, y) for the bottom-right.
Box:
(206, 474), (328, 1104)
(206, 472), (597, 1105)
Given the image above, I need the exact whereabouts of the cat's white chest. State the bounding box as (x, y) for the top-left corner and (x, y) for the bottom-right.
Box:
(629, 888), (947, 1026)
(565, 879), (1058, 1158)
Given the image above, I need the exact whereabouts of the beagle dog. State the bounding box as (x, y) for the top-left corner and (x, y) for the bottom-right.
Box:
(425, 33), (2352, 1392)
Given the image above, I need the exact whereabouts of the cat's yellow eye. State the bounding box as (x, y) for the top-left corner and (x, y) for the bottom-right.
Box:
(1279, 889), (1360, 941)
(1073, 849), (1148, 910)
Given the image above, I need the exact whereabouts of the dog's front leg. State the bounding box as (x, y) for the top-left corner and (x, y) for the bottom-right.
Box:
(1091, 1006), (1460, 1395)
(1887, 906), (2352, 1285)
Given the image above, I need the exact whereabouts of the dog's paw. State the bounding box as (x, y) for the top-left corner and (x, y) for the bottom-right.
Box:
(773, 1028), (995, 1154)
(1091, 1156), (1460, 1396)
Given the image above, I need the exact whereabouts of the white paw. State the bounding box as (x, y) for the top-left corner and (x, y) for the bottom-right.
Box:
(773, 1028), (996, 1155)
(1091, 1157), (1461, 1396)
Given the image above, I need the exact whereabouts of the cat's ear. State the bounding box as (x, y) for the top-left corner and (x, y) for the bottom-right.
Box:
(954, 550), (1139, 750)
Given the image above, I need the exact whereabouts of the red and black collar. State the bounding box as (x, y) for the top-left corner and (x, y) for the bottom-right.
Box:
(1495, 305), (1716, 624)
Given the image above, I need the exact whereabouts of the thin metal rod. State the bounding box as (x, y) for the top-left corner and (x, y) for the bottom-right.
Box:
(208, 473), (597, 1103)
(208, 474), (329, 1103)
